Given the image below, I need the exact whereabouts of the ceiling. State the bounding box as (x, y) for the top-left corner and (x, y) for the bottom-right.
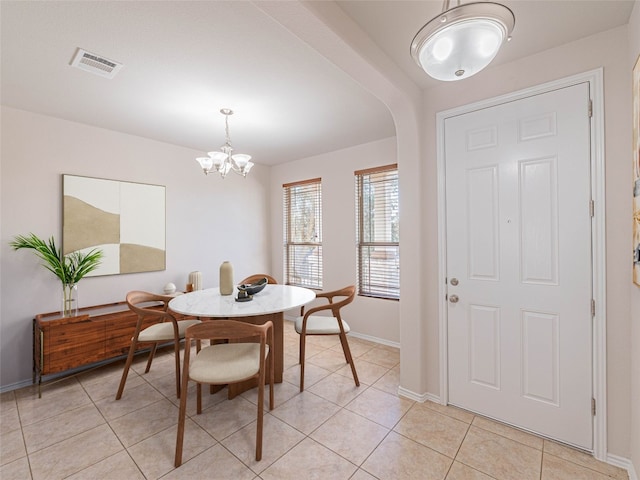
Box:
(337, 0), (635, 90)
(1, 1), (634, 167)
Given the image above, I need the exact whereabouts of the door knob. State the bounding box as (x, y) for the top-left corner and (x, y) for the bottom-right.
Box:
(450, 278), (459, 286)
(449, 294), (459, 303)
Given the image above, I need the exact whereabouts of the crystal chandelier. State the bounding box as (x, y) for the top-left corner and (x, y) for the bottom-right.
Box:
(410, 1), (515, 81)
(196, 108), (254, 178)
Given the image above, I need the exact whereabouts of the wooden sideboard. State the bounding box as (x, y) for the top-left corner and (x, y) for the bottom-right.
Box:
(33, 301), (172, 397)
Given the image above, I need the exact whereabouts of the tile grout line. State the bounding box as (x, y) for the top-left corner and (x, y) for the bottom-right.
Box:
(446, 414), (474, 477)
(81, 371), (146, 480)
(12, 389), (36, 480)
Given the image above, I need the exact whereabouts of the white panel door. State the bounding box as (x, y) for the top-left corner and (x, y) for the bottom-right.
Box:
(445, 83), (593, 449)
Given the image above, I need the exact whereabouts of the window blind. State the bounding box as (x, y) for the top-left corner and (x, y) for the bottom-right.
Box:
(355, 165), (399, 300)
(283, 178), (323, 289)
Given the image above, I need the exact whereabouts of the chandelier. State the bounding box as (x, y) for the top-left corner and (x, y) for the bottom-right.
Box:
(410, 0), (515, 81)
(196, 108), (254, 178)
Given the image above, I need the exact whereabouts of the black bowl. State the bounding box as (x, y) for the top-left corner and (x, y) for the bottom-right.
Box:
(237, 277), (268, 296)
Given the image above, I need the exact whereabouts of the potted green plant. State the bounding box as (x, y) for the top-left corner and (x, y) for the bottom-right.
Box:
(10, 233), (104, 316)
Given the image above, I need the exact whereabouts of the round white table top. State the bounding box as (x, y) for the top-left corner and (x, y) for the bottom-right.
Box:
(168, 284), (316, 318)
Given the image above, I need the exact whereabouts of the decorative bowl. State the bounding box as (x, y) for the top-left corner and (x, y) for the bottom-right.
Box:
(237, 277), (268, 296)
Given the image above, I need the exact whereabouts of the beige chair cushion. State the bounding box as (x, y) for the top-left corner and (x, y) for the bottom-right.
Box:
(189, 343), (269, 384)
(138, 319), (201, 342)
(294, 315), (351, 335)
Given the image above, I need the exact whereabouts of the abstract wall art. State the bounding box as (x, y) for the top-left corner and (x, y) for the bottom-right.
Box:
(63, 175), (166, 276)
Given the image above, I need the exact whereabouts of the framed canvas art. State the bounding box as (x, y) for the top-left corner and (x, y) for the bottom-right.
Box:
(63, 175), (166, 276)
(634, 55), (640, 286)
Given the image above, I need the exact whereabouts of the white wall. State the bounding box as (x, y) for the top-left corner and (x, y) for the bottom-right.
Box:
(2, 5), (637, 470)
(255, 0), (425, 393)
(0, 106), (272, 389)
(422, 26), (632, 458)
(262, 6), (637, 465)
(628, 1), (640, 476)
(270, 137), (400, 344)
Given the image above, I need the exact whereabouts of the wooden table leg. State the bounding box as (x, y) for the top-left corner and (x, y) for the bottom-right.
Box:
(227, 312), (283, 399)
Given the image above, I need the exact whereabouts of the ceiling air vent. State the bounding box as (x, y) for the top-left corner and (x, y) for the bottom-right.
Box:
(70, 48), (123, 79)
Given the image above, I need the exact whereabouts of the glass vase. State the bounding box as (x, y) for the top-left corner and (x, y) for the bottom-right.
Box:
(62, 283), (78, 317)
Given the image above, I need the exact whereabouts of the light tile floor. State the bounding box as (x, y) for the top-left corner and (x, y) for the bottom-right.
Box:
(0, 320), (629, 480)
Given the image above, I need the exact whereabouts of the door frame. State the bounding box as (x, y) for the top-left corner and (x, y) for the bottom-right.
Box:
(436, 68), (606, 460)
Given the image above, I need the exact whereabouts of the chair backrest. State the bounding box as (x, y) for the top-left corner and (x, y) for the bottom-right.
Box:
(322, 285), (355, 316)
(185, 319), (272, 344)
(302, 285), (356, 319)
(239, 274), (278, 285)
(125, 290), (173, 318)
(323, 285), (355, 303)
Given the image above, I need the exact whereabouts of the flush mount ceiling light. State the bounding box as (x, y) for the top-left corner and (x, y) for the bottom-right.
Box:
(196, 109), (254, 179)
(410, 0), (515, 81)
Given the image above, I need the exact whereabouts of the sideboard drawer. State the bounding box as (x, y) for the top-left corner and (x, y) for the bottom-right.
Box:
(40, 318), (105, 375)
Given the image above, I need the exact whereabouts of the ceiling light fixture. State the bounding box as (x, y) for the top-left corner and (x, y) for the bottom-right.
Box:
(196, 109), (254, 178)
(410, 0), (515, 82)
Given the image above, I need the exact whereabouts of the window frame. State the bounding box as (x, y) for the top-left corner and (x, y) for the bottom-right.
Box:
(355, 164), (399, 300)
(283, 177), (323, 289)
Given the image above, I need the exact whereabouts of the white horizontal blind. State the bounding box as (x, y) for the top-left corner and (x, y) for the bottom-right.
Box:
(283, 178), (323, 289)
(355, 165), (399, 300)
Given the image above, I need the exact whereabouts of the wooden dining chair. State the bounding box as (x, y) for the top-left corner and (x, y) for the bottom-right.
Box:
(239, 273), (278, 285)
(175, 320), (274, 466)
(295, 285), (359, 392)
(116, 291), (200, 400)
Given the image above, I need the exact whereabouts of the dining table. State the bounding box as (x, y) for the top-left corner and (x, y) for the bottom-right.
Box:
(168, 284), (316, 397)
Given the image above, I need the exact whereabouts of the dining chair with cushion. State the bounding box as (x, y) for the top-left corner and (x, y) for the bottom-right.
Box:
(115, 291), (200, 400)
(295, 285), (359, 392)
(175, 320), (274, 466)
(239, 273), (278, 285)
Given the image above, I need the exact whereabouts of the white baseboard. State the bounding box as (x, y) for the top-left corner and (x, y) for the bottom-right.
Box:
(397, 386), (426, 402)
(607, 453), (638, 480)
(397, 387), (441, 404)
(1, 378), (33, 393)
(348, 331), (400, 349)
(422, 392), (442, 404)
(283, 316), (401, 349)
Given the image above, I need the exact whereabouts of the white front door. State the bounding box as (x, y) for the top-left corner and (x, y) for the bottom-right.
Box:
(445, 83), (593, 449)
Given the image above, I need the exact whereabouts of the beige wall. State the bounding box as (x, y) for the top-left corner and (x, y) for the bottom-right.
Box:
(0, 107), (272, 388)
(629, 0), (640, 475)
(422, 26), (632, 458)
(270, 137), (401, 344)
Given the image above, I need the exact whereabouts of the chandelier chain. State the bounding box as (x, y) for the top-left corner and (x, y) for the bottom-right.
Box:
(224, 113), (231, 147)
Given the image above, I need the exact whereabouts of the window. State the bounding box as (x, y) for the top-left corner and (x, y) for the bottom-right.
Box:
(283, 178), (322, 289)
(355, 165), (399, 299)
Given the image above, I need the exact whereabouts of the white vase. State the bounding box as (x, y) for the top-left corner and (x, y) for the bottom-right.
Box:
(219, 261), (233, 295)
(188, 271), (203, 291)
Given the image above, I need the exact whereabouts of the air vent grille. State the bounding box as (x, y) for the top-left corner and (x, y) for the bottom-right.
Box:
(70, 48), (123, 79)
